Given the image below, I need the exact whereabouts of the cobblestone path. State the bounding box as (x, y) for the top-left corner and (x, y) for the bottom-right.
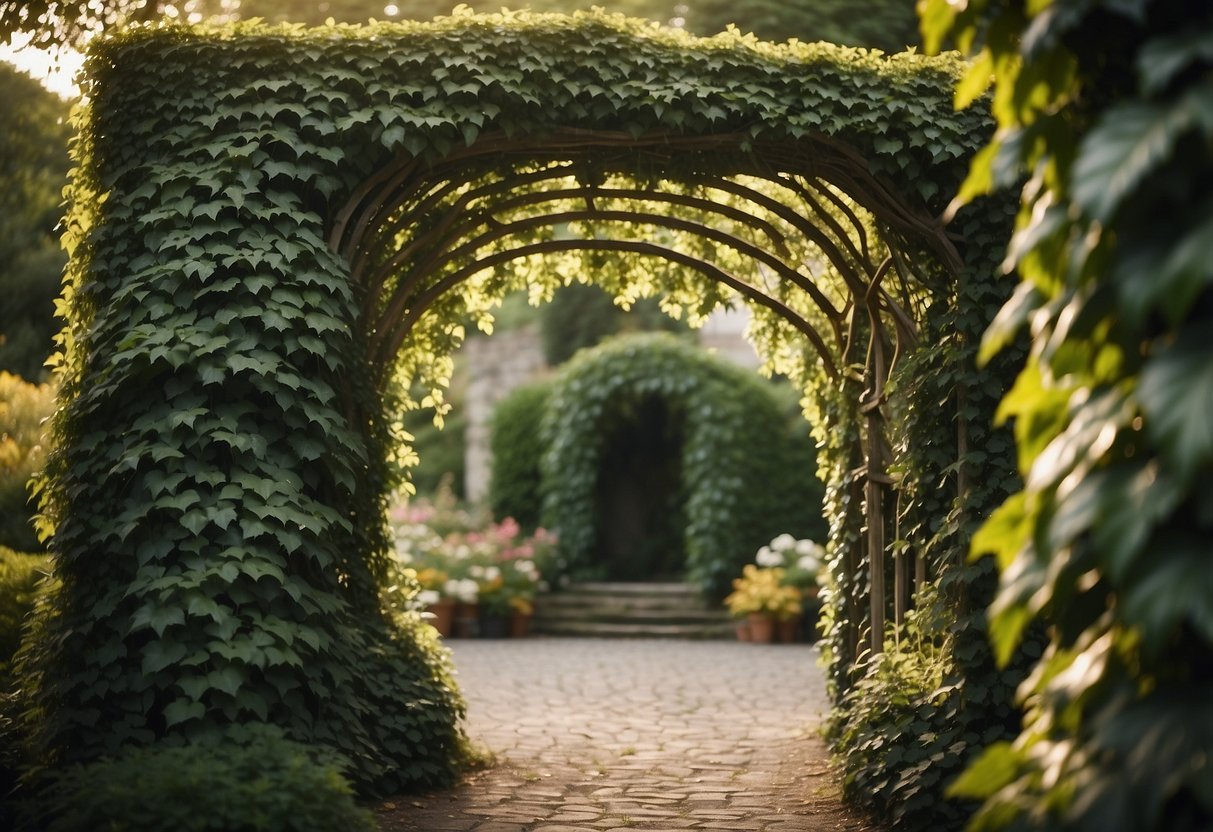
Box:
(376, 639), (878, 832)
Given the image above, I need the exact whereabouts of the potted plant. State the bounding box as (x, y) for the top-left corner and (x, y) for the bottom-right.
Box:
(751, 534), (826, 642)
(724, 564), (802, 644)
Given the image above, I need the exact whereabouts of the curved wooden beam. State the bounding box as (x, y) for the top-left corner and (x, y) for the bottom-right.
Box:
(376, 238), (839, 381)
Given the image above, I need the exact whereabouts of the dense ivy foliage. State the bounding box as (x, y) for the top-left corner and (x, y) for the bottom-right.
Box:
(819, 191), (1028, 831)
(537, 333), (825, 593)
(14, 11), (1019, 824)
(919, 1), (1213, 830)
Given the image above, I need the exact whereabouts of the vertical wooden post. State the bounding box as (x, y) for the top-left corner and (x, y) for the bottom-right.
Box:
(893, 493), (907, 634)
(864, 404), (885, 655)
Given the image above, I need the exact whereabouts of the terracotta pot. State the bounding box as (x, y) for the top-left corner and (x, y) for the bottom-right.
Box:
(777, 614), (802, 644)
(510, 612), (532, 639)
(734, 619), (751, 642)
(452, 602), (480, 638)
(426, 598), (455, 637)
(747, 613), (775, 644)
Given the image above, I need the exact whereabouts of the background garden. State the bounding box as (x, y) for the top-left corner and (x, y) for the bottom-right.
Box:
(1, 1), (1210, 831)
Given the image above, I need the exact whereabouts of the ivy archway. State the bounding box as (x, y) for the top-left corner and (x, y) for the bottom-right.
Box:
(24, 10), (1016, 802)
(541, 332), (823, 594)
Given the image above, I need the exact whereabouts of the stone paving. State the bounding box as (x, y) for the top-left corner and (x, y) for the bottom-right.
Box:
(376, 639), (879, 832)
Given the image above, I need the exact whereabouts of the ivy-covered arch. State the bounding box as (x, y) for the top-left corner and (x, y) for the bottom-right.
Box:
(541, 332), (822, 594)
(21, 9), (1016, 805)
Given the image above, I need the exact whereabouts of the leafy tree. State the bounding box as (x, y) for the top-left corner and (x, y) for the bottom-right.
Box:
(539, 281), (690, 365)
(2, 0), (918, 51)
(0, 63), (69, 380)
(921, 1), (1213, 829)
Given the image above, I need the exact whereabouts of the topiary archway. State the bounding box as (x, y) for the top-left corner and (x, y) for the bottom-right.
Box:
(542, 333), (823, 595)
(19, 10), (1017, 807)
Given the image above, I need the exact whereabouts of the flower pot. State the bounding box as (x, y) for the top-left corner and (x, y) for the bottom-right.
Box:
(747, 613), (775, 644)
(777, 614), (802, 644)
(480, 612), (510, 639)
(510, 612), (532, 639)
(426, 598), (455, 637)
(453, 602), (480, 638)
(734, 619), (751, 642)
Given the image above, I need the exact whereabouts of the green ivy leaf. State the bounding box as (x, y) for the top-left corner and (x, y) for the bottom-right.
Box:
(1138, 329), (1213, 486)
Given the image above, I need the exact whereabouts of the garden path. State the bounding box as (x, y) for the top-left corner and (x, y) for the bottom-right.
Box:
(376, 638), (879, 832)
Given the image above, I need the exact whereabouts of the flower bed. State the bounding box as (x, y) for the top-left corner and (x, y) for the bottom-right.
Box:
(384, 490), (558, 638)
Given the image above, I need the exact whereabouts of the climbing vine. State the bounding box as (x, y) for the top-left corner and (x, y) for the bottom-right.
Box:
(920, 1), (1213, 829)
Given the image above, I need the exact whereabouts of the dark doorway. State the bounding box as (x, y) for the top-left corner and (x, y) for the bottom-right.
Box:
(593, 395), (686, 581)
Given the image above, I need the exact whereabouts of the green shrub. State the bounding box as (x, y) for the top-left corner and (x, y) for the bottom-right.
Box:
(488, 379), (555, 530)
(30, 727), (377, 832)
(0, 545), (49, 684)
(0, 372), (54, 552)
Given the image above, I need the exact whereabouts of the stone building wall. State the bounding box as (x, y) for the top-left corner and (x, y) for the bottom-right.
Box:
(461, 326), (549, 503)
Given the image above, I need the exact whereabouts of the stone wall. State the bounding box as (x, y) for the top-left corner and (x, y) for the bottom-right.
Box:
(461, 326), (548, 502)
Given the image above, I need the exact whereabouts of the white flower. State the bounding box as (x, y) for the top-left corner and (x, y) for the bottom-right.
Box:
(797, 554), (822, 574)
(416, 589), (440, 607)
(469, 564), (486, 578)
(755, 546), (782, 567)
(771, 533), (797, 552)
(795, 539), (824, 559)
(484, 565), (501, 582)
(447, 578), (479, 603)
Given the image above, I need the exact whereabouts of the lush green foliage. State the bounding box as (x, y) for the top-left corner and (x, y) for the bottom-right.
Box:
(539, 282), (689, 365)
(401, 385), (468, 499)
(0, 0), (918, 51)
(0, 546), (49, 684)
(0, 372), (55, 552)
(488, 379), (555, 530)
(19, 11), (1011, 822)
(29, 726), (377, 832)
(541, 333), (825, 595)
(0, 65), (70, 381)
(919, 1), (1213, 830)
(818, 190), (1030, 832)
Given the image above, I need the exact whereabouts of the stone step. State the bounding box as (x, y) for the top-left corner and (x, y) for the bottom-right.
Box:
(536, 605), (729, 625)
(538, 594), (717, 613)
(532, 581), (733, 639)
(533, 620), (736, 640)
(562, 581), (703, 596)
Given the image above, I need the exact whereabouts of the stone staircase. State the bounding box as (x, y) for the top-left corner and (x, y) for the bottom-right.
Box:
(532, 581), (734, 639)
